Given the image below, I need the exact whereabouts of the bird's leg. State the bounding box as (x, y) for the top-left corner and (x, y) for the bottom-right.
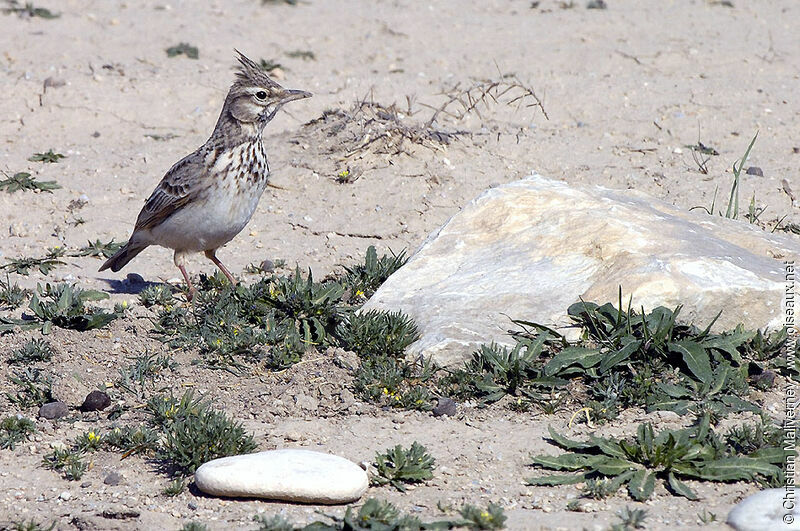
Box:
(174, 251), (196, 301)
(204, 249), (237, 286)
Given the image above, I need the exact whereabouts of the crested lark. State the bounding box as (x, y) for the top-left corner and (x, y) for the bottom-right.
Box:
(100, 51), (311, 299)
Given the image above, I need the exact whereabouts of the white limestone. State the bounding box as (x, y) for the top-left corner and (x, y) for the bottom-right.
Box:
(364, 174), (797, 366)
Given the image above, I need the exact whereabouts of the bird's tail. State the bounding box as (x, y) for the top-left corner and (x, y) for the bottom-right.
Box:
(98, 242), (148, 273)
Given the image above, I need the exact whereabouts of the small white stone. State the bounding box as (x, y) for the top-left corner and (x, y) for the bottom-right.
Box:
(728, 489), (800, 530)
(194, 449), (368, 504)
(59, 491), (71, 501)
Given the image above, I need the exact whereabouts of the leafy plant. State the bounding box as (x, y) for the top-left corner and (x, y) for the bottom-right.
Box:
(147, 391), (257, 473)
(353, 356), (435, 410)
(117, 352), (176, 396)
(71, 239), (125, 258)
(24, 283), (118, 334)
(0, 416), (36, 449)
(0, 274), (30, 308)
(102, 425), (159, 455)
(258, 267), (345, 345)
(445, 337), (559, 404)
(339, 245), (407, 301)
(73, 430), (103, 452)
(1, 248), (66, 275)
(163, 477), (186, 497)
(3, 1), (59, 18)
(371, 442), (435, 491)
(42, 447), (87, 481)
(336, 309), (419, 359)
(528, 417), (784, 500)
(8, 338), (54, 364)
(28, 149), (64, 163)
(612, 506), (648, 530)
(166, 43), (199, 59)
(138, 284), (174, 308)
(7, 520), (56, 531)
(299, 498), (506, 530)
(6, 367), (53, 407)
(0, 172), (61, 193)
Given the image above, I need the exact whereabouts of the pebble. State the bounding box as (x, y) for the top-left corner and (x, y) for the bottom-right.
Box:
(104, 472), (124, 486)
(194, 449), (368, 504)
(59, 491), (71, 501)
(80, 390), (111, 412)
(39, 401), (69, 420)
(745, 166), (764, 176)
(433, 397), (457, 417)
(728, 489), (800, 530)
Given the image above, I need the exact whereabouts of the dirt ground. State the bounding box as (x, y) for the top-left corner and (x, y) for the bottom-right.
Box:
(1, 0), (799, 529)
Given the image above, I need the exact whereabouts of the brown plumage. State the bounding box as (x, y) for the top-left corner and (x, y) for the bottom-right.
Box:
(100, 51), (311, 299)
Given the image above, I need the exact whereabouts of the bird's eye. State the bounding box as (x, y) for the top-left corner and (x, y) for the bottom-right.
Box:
(255, 90), (268, 100)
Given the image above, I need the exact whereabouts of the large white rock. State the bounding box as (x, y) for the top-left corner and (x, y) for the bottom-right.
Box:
(727, 488), (800, 530)
(365, 174), (796, 366)
(194, 449), (368, 504)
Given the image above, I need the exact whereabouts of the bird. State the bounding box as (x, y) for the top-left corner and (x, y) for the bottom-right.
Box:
(100, 51), (311, 300)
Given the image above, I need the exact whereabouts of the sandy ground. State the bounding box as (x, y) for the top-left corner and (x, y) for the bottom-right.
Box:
(1, 0), (799, 529)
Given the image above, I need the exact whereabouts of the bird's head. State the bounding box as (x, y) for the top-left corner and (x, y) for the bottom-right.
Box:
(225, 50), (311, 127)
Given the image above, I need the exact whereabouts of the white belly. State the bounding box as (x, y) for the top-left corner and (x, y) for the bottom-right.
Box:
(150, 181), (267, 251)
(146, 142), (269, 252)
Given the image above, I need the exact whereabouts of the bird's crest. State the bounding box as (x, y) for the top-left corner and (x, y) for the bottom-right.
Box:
(234, 50), (282, 90)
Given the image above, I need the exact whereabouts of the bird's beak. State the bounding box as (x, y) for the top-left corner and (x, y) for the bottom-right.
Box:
(279, 89), (312, 103)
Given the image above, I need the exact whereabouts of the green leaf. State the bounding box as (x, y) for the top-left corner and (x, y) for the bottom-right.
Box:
(667, 472), (698, 500)
(698, 457), (780, 482)
(588, 434), (627, 459)
(598, 339), (641, 374)
(543, 347), (603, 376)
(530, 453), (602, 471)
(593, 457), (637, 476)
(669, 340), (712, 382)
(646, 399), (691, 415)
(526, 473), (586, 486)
(547, 425), (594, 451)
(628, 469), (655, 501)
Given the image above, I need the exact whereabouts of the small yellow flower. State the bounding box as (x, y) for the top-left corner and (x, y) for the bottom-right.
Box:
(87, 431), (99, 443)
(355, 290), (365, 298)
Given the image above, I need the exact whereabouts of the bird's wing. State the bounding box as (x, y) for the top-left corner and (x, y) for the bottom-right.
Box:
(134, 151), (212, 231)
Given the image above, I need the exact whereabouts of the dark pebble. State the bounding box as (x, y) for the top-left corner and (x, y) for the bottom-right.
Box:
(188, 501), (198, 510)
(104, 471), (123, 486)
(259, 259), (275, 272)
(80, 390), (111, 412)
(432, 397), (457, 417)
(746, 166), (764, 176)
(125, 273), (145, 285)
(39, 401), (69, 420)
(752, 370), (776, 389)
(80, 481), (92, 488)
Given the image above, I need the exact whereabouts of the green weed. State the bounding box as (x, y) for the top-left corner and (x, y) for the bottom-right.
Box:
(166, 43), (199, 59)
(528, 415), (784, 500)
(371, 441), (435, 491)
(147, 391), (257, 473)
(1, 248), (66, 276)
(0, 274), (30, 308)
(0, 416), (36, 449)
(7, 367), (53, 408)
(0, 172), (61, 193)
(8, 339), (53, 364)
(42, 447), (87, 481)
(71, 239), (125, 259)
(28, 149), (64, 163)
(3, 1), (59, 18)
